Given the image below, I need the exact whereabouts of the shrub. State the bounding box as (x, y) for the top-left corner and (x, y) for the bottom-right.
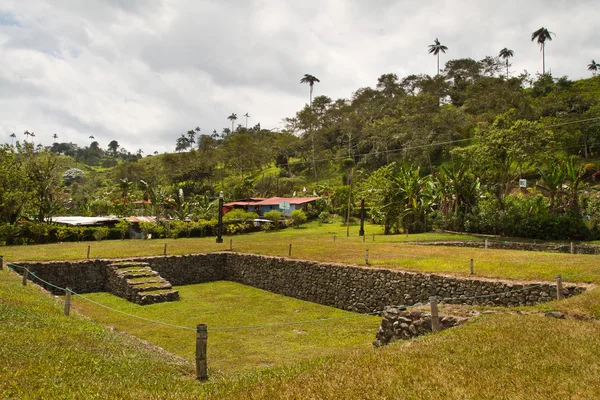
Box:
(290, 210), (307, 228)
(318, 211), (330, 225)
(264, 210), (282, 230)
(93, 227), (110, 241)
(139, 222), (156, 239)
(115, 220), (131, 240)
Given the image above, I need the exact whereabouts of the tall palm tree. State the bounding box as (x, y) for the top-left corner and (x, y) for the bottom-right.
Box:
(10, 132), (16, 146)
(498, 48), (514, 79)
(243, 112), (250, 129)
(23, 130), (32, 142)
(428, 38), (448, 75)
(228, 113), (238, 133)
(588, 60), (599, 77)
(531, 27), (554, 75)
(300, 74), (321, 182)
(52, 133), (58, 143)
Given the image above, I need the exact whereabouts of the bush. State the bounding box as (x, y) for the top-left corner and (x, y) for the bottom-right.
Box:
(318, 211), (330, 225)
(93, 227), (110, 241)
(115, 220), (131, 240)
(264, 210), (282, 230)
(290, 210), (307, 228)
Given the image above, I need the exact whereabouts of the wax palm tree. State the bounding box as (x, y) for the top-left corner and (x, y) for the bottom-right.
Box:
(428, 38), (448, 75)
(228, 113), (238, 133)
(531, 27), (555, 75)
(300, 74), (321, 182)
(89, 135), (95, 141)
(23, 130), (32, 142)
(498, 48), (514, 79)
(52, 133), (58, 143)
(243, 112), (250, 129)
(588, 60), (599, 77)
(10, 132), (16, 146)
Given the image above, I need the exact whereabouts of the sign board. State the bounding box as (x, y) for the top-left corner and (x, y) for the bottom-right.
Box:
(279, 201), (291, 210)
(519, 179), (527, 188)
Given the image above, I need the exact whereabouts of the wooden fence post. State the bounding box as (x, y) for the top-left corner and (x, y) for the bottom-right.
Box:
(372, 233), (375, 241)
(363, 234), (365, 242)
(470, 259), (474, 275)
(164, 243), (167, 256)
(196, 324), (208, 381)
(87, 245), (91, 260)
(365, 249), (369, 265)
(288, 244), (292, 257)
(22, 269), (28, 286)
(430, 296), (440, 333)
(484, 239), (488, 249)
(0, 255), (3, 271)
(64, 288), (72, 316)
(333, 234), (336, 242)
(556, 275), (563, 301)
(229, 239), (232, 251)
(570, 242), (575, 254)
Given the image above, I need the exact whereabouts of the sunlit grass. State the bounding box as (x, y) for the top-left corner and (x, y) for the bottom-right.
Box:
(4, 221), (599, 284)
(70, 281), (381, 375)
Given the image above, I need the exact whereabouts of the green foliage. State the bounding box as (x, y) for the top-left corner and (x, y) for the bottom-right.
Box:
(290, 209), (307, 228)
(93, 227), (110, 241)
(264, 210), (283, 230)
(115, 220), (131, 240)
(318, 211), (330, 224)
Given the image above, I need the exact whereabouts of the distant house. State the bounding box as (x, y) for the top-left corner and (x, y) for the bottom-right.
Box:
(223, 198), (265, 214)
(224, 197), (320, 217)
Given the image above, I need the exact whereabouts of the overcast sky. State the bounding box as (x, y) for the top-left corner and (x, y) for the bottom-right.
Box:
(1, 0), (599, 154)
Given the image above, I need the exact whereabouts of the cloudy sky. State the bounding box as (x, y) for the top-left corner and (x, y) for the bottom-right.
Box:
(1, 0), (599, 154)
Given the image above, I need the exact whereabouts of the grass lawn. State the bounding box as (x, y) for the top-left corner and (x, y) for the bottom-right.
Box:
(69, 281), (381, 376)
(3, 267), (600, 399)
(3, 221), (600, 284)
(3, 222), (600, 398)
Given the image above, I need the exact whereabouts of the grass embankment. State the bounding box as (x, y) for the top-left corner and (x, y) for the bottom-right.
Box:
(3, 221), (599, 283)
(3, 268), (600, 399)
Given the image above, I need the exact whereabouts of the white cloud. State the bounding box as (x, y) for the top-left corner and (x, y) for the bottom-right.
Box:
(1, 0), (599, 153)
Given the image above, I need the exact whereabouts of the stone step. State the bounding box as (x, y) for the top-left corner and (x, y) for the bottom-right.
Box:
(135, 289), (180, 305)
(108, 261), (150, 270)
(127, 276), (165, 285)
(130, 282), (173, 293)
(117, 270), (159, 279)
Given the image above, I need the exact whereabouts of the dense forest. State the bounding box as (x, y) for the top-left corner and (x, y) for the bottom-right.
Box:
(2, 52), (600, 243)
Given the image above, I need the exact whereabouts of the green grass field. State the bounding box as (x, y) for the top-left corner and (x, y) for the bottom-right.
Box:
(70, 281), (381, 376)
(3, 222), (600, 399)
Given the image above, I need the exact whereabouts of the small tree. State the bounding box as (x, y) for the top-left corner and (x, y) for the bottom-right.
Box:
(93, 227), (109, 241)
(115, 220), (131, 240)
(264, 210), (283, 230)
(290, 209), (307, 228)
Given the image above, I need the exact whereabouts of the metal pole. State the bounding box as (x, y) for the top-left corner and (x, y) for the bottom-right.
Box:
(359, 198), (365, 237)
(216, 192), (224, 243)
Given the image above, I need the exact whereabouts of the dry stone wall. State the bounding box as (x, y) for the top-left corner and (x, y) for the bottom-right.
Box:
(224, 253), (585, 312)
(15, 252), (586, 312)
(373, 307), (469, 347)
(416, 241), (600, 254)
